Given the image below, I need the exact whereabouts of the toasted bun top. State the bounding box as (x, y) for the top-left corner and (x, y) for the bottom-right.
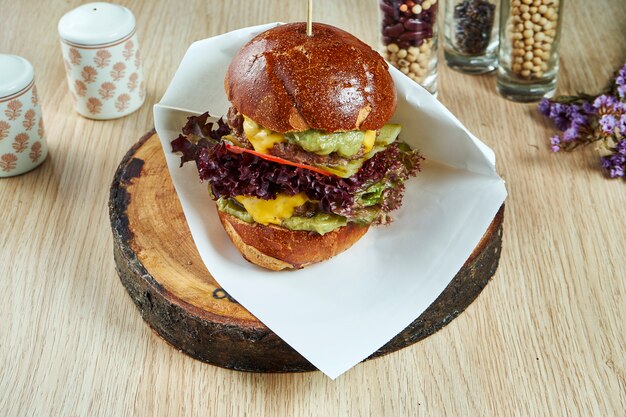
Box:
(225, 23), (397, 133)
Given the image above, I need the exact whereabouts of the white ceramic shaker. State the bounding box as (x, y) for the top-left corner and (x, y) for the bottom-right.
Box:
(58, 2), (146, 119)
(0, 54), (48, 177)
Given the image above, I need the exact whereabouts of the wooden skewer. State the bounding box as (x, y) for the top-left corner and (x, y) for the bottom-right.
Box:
(307, 0), (313, 36)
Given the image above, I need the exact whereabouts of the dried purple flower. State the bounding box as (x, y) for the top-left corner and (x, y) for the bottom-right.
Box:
(599, 154), (625, 178)
(571, 114), (588, 128)
(606, 154), (625, 178)
(549, 103), (570, 131)
(550, 135), (561, 152)
(549, 102), (564, 118)
(612, 153), (626, 166)
(612, 165), (625, 177)
(562, 126), (579, 142)
(593, 94), (617, 114)
(599, 114), (617, 135)
(538, 61), (626, 180)
(603, 151), (626, 178)
(582, 101), (596, 115)
(538, 98), (551, 116)
(614, 101), (626, 113)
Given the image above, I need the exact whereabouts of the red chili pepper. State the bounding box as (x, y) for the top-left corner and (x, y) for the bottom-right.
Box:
(225, 144), (334, 177)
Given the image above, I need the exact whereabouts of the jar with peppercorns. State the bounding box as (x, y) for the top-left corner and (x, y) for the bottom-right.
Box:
(379, 0), (439, 95)
(443, 0), (499, 74)
(496, 0), (564, 101)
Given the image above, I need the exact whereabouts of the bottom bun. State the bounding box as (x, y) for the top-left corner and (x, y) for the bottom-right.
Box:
(217, 209), (370, 271)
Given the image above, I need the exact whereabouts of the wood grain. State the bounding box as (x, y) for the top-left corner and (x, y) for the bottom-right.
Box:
(0, 0), (624, 416)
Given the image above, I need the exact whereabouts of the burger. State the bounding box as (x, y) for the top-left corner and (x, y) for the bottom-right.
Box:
(171, 22), (423, 270)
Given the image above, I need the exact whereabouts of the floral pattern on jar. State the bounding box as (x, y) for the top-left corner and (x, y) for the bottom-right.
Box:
(60, 30), (146, 119)
(0, 71), (48, 177)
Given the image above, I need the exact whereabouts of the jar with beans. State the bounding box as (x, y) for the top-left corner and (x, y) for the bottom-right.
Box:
(379, 0), (439, 95)
(496, 0), (564, 101)
(443, 0), (499, 74)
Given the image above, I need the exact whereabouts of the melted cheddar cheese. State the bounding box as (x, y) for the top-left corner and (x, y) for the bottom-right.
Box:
(234, 193), (308, 225)
(243, 117), (286, 154)
(362, 130), (376, 153)
(242, 115), (378, 156)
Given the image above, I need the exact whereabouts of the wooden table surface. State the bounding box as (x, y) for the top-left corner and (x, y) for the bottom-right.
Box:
(1, 1), (624, 416)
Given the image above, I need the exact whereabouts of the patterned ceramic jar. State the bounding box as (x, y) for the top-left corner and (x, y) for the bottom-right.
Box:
(0, 54), (48, 177)
(58, 2), (146, 119)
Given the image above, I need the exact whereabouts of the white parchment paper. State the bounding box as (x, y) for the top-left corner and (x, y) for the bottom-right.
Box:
(153, 23), (507, 379)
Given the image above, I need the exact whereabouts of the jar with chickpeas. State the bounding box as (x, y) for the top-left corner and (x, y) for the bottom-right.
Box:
(379, 0), (440, 95)
(496, 0), (564, 101)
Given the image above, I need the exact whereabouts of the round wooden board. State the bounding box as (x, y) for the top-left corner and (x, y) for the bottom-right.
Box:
(109, 130), (505, 373)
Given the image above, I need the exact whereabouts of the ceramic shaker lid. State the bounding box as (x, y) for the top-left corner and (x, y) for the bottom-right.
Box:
(58, 2), (136, 45)
(0, 54), (34, 99)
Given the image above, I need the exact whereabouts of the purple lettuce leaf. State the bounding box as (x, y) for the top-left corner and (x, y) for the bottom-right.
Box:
(170, 112), (231, 166)
(171, 112), (424, 223)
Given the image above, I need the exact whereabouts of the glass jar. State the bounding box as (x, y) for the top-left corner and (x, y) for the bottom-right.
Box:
(379, 0), (440, 95)
(496, 0), (564, 102)
(444, 0), (499, 74)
